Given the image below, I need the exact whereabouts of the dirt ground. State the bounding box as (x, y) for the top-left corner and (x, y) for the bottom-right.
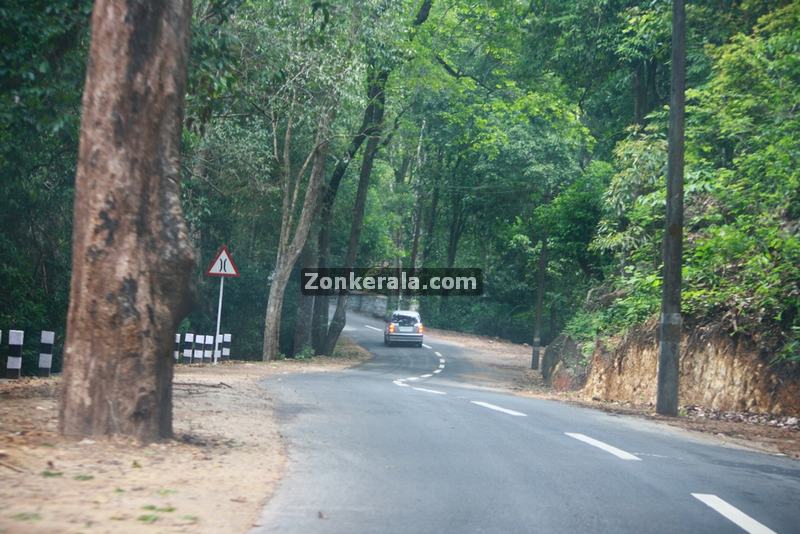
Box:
(427, 327), (800, 459)
(0, 337), (370, 534)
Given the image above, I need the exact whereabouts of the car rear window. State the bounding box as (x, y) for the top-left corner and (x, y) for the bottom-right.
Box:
(393, 315), (418, 326)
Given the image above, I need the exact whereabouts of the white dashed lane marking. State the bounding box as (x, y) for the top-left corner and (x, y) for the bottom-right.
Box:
(391, 346), (445, 388)
(564, 433), (641, 461)
(364, 325), (382, 332)
(422, 343), (432, 349)
(692, 494), (777, 534)
(412, 387), (446, 395)
(470, 401), (526, 417)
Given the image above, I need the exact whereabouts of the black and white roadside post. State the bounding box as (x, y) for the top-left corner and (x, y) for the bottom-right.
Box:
(38, 331), (55, 377)
(205, 246), (240, 364)
(183, 333), (194, 364)
(6, 330), (23, 378)
(203, 335), (213, 363)
(222, 333), (231, 360)
(174, 333), (181, 361)
(192, 334), (203, 363)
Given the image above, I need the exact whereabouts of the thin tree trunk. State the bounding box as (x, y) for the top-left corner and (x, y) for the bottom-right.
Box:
(656, 0), (686, 416)
(312, 1), (432, 354)
(549, 302), (558, 345)
(633, 60), (646, 126)
(408, 120), (426, 270)
(421, 178), (439, 266)
(309, 72), (385, 354)
(322, 123), (384, 355)
(292, 242), (316, 356)
(262, 120), (331, 361)
(409, 194), (422, 270)
(60, 0), (195, 441)
(531, 236), (548, 370)
(311, 218), (331, 353)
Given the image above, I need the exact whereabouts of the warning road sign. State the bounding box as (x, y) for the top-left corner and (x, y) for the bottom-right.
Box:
(206, 246), (240, 277)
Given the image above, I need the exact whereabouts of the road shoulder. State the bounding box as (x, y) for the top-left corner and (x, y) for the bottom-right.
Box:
(0, 336), (370, 533)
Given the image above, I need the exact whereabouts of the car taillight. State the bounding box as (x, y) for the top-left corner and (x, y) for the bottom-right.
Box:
(388, 323), (396, 333)
(417, 324), (424, 333)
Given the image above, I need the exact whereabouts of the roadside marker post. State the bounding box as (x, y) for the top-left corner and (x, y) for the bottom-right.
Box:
(205, 246), (240, 365)
(38, 331), (55, 377)
(203, 335), (213, 362)
(193, 335), (203, 363)
(174, 333), (181, 361)
(183, 333), (194, 364)
(6, 330), (23, 378)
(222, 333), (231, 360)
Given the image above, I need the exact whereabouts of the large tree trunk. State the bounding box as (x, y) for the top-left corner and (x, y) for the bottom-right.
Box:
(656, 0), (686, 416)
(59, 0), (195, 442)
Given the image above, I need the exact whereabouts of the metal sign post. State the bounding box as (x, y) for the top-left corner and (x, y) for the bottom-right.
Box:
(205, 246), (240, 364)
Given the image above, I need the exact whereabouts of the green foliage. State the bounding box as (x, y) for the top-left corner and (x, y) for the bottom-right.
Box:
(2, 0), (797, 371)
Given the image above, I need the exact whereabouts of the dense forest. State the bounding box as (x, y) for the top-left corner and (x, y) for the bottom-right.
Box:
(1, 0), (798, 370)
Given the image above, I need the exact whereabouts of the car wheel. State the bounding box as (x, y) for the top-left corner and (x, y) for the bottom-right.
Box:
(416, 342), (423, 348)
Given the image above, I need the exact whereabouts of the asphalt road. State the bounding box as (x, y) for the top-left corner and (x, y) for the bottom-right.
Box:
(252, 310), (800, 534)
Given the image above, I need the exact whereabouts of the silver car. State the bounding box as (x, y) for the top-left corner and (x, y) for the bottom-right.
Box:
(384, 310), (424, 347)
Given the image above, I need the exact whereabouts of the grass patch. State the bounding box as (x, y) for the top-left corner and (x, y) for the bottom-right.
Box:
(10, 512), (41, 522)
(41, 470), (63, 477)
(332, 336), (372, 360)
(142, 504), (175, 513)
(73, 474), (94, 481)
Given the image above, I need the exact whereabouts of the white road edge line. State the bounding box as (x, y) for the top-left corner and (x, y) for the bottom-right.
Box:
(364, 325), (382, 331)
(422, 343), (432, 349)
(412, 387), (446, 395)
(438, 364), (445, 369)
(392, 380), (409, 387)
(692, 494), (777, 534)
(433, 369), (442, 374)
(564, 433), (641, 461)
(471, 401), (526, 417)
(406, 377), (420, 381)
(420, 374), (433, 378)
(434, 351), (442, 357)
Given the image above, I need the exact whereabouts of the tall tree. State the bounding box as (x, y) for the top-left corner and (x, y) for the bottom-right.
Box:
(262, 114), (331, 360)
(314, 0), (433, 355)
(60, 0), (195, 441)
(656, 0), (686, 416)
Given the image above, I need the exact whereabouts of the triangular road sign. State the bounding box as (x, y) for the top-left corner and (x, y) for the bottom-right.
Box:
(206, 246), (240, 277)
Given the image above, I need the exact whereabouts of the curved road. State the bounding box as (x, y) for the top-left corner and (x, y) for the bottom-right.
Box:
(252, 311), (800, 533)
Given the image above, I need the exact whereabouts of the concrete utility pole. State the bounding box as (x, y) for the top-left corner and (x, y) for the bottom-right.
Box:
(656, 0), (686, 416)
(531, 235), (547, 370)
